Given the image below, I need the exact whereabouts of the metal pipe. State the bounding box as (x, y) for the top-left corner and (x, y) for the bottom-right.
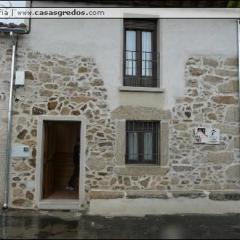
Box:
(3, 31), (17, 209)
(238, 20), (240, 107)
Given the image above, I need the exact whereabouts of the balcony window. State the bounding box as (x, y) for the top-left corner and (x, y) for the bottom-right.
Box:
(124, 19), (158, 88)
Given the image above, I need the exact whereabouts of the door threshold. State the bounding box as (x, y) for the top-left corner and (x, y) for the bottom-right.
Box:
(38, 199), (80, 210)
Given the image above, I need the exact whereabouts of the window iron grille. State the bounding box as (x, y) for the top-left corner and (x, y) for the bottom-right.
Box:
(126, 121), (160, 165)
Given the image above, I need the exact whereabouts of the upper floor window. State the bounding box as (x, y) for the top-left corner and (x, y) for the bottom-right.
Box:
(124, 19), (158, 88)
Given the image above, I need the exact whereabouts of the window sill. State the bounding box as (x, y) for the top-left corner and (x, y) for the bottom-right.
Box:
(113, 165), (169, 176)
(119, 86), (165, 93)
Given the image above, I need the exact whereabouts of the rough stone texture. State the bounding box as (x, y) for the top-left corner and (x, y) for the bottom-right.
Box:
(225, 107), (239, 122)
(171, 56), (240, 194)
(207, 152), (234, 164)
(10, 48), (115, 209)
(4, 48), (240, 209)
(225, 164), (240, 180)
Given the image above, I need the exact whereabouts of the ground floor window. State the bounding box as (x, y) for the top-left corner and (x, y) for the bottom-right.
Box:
(126, 121), (160, 164)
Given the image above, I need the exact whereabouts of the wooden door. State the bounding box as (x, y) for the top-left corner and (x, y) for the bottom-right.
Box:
(42, 122), (55, 198)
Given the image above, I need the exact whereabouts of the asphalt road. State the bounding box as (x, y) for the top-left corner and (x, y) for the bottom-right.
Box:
(1, 210), (240, 239)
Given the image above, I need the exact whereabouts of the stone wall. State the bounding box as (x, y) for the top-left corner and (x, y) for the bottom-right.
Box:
(9, 51), (240, 209)
(10, 48), (115, 208)
(0, 34), (12, 205)
(89, 56), (240, 202)
(170, 56), (239, 193)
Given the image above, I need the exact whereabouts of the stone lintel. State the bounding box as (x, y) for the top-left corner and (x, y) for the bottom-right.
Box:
(111, 105), (171, 120)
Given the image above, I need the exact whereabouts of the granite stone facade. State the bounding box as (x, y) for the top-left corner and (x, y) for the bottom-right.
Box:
(0, 40), (239, 209)
(171, 56), (239, 193)
(89, 56), (240, 202)
(9, 48), (116, 208)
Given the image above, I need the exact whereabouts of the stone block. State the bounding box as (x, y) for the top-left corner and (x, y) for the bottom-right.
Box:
(207, 113), (217, 120)
(32, 107), (46, 115)
(223, 58), (238, 67)
(212, 96), (237, 105)
(215, 69), (238, 77)
(174, 123), (188, 131)
(172, 165), (194, 172)
(218, 81), (238, 94)
(78, 67), (88, 73)
(203, 57), (219, 68)
(53, 66), (74, 76)
(172, 191), (207, 199)
(70, 96), (95, 104)
(25, 71), (34, 80)
(186, 79), (198, 88)
(12, 199), (32, 207)
(47, 101), (58, 110)
(17, 130), (28, 140)
(44, 84), (58, 90)
(207, 152), (234, 164)
(189, 67), (206, 76)
(225, 106), (239, 122)
(38, 72), (51, 82)
(234, 136), (240, 149)
(126, 190), (168, 199)
(225, 164), (240, 180)
(90, 190), (124, 199)
(209, 191), (240, 201)
(39, 89), (53, 97)
(204, 75), (224, 85)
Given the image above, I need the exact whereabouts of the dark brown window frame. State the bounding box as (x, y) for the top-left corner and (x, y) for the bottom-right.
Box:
(126, 120), (160, 165)
(123, 19), (159, 88)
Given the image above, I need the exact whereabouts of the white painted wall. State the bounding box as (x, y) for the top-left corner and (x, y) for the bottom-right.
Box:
(160, 19), (238, 107)
(18, 1), (238, 110)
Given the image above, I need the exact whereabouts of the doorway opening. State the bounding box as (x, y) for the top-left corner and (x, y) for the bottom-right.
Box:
(42, 121), (81, 200)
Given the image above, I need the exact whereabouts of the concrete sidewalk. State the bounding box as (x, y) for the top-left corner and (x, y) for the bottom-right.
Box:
(1, 210), (240, 239)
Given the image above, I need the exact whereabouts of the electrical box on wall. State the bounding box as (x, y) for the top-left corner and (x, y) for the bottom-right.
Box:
(11, 144), (31, 158)
(15, 71), (25, 86)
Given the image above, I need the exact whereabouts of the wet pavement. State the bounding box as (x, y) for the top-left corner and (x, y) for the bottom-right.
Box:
(1, 210), (240, 239)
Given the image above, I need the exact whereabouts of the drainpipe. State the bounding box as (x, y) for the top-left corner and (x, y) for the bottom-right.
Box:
(238, 20), (240, 107)
(3, 32), (18, 209)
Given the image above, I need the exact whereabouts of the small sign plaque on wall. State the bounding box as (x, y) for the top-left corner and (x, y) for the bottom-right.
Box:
(193, 127), (220, 145)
